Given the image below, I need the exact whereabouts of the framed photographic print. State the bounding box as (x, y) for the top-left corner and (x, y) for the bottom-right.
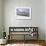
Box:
(15, 7), (32, 19)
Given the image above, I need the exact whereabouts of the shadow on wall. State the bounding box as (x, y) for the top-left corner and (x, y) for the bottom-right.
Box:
(0, 31), (3, 39)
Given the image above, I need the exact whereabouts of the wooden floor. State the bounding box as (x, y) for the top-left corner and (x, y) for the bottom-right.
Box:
(0, 40), (46, 46)
(8, 40), (46, 46)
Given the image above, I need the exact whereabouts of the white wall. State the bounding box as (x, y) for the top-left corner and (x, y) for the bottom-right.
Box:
(45, 0), (46, 40)
(3, 0), (45, 40)
(0, 0), (2, 29)
(0, 0), (3, 38)
(32, 0), (45, 40)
